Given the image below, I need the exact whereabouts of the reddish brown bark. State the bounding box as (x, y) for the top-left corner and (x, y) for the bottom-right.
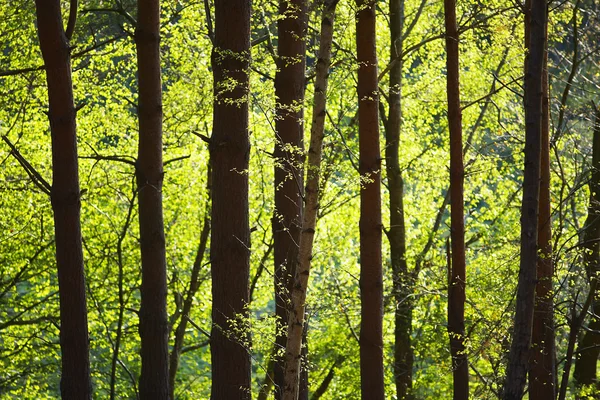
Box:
(135, 0), (169, 397)
(503, 0), (547, 398)
(34, 1), (92, 398)
(210, 1), (252, 398)
(356, 1), (384, 398)
(529, 30), (555, 398)
(273, 1), (307, 398)
(444, 0), (468, 398)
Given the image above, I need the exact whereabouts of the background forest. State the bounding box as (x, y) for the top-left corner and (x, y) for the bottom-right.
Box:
(0, 0), (599, 399)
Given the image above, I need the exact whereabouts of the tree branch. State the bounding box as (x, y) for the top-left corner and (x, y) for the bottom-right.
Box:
(1, 136), (51, 195)
(65, 0), (78, 40)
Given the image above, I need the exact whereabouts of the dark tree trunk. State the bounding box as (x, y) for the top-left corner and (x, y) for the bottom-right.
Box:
(529, 25), (555, 398)
(34, 1), (92, 398)
(356, 1), (384, 399)
(503, 0), (547, 398)
(385, 0), (414, 399)
(386, 0), (414, 398)
(273, 1), (307, 398)
(444, 0), (468, 398)
(210, 1), (252, 398)
(574, 104), (600, 388)
(135, 0), (170, 397)
(310, 357), (344, 400)
(282, 2), (337, 398)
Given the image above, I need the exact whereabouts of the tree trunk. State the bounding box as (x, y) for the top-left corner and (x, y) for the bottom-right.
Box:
(444, 0), (468, 398)
(169, 165), (211, 400)
(135, 0), (170, 397)
(273, 1), (307, 398)
(356, 1), (384, 399)
(529, 23), (555, 398)
(282, 2), (337, 398)
(574, 104), (600, 388)
(386, 0), (414, 398)
(210, 1), (252, 398)
(34, 1), (92, 398)
(503, 0), (546, 398)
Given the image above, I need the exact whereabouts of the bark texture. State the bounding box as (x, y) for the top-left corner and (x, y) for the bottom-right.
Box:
(444, 0), (468, 398)
(135, 0), (170, 397)
(282, 2), (337, 398)
(356, 1), (384, 398)
(503, 0), (546, 398)
(34, 1), (92, 398)
(574, 105), (600, 388)
(386, 0), (414, 397)
(529, 30), (555, 398)
(273, 1), (308, 398)
(210, 1), (252, 398)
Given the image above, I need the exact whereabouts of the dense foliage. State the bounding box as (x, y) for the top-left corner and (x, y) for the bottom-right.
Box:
(1, 0), (599, 398)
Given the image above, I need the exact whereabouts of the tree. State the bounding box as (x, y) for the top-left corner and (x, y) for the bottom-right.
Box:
(135, 0), (170, 397)
(529, 10), (555, 396)
(384, 0), (414, 397)
(5, 1), (600, 398)
(356, 0), (384, 398)
(210, 1), (252, 398)
(503, 0), (547, 397)
(444, 0), (468, 398)
(169, 164), (211, 400)
(574, 103), (600, 388)
(273, 1), (308, 398)
(282, 1), (338, 398)
(33, 0), (92, 398)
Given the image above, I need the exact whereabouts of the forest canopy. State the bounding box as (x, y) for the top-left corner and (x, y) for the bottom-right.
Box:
(0, 0), (599, 399)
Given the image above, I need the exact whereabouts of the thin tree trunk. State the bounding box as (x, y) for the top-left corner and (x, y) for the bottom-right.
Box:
(282, 2), (337, 398)
(559, 279), (596, 400)
(299, 322), (309, 400)
(503, 0), (547, 398)
(258, 351), (276, 400)
(273, 1), (308, 398)
(33, 1), (92, 398)
(529, 23), (555, 398)
(444, 0), (468, 398)
(356, 1), (384, 399)
(310, 357), (344, 400)
(110, 193), (136, 400)
(210, 1), (252, 398)
(386, 0), (413, 397)
(168, 165), (211, 400)
(135, 0), (169, 397)
(574, 104), (600, 388)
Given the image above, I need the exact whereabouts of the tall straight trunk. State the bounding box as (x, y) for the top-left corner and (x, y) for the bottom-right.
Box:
(356, 1), (384, 398)
(34, 1), (92, 398)
(529, 26), (555, 398)
(210, 1), (252, 398)
(273, 1), (307, 398)
(135, 0), (169, 397)
(282, 2), (337, 398)
(503, 0), (547, 398)
(386, 0), (413, 398)
(444, 0), (468, 398)
(574, 104), (600, 387)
